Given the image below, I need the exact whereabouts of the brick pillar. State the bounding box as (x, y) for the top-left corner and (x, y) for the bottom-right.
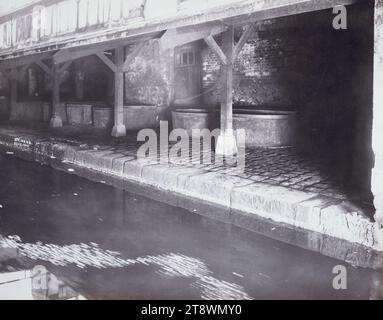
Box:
(50, 64), (63, 128)
(111, 46), (126, 138)
(373, 0), (383, 225)
(215, 26), (237, 156)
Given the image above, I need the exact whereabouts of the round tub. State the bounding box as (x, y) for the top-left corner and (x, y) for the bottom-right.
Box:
(233, 109), (297, 147)
(171, 108), (210, 136)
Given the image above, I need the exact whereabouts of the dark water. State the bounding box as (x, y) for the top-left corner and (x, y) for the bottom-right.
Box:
(0, 153), (381, 300)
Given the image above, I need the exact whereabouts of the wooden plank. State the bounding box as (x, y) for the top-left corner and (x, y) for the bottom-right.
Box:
(123, 41), (146, 71)
(96, 52), (117, 73)
(204, 35), (228, 65)
(233, 24), (255, 59)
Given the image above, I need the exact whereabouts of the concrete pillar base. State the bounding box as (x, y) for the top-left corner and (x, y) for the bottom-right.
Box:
(215, 132), (238, 156)
(50, 115), (63, 128)
(112, 124), (127, 138)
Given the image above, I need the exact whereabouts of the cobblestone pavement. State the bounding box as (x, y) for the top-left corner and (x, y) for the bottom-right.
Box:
(0, 123), (366, 203)
(58, 132), (350, 201)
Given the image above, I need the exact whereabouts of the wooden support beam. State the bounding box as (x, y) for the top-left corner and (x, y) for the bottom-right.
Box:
(111, 46), (126, 137)
(220, 26), (234, 133)
(52, 33), (161, 64)
(215, 25), (237, 156)
(54, 44), (117, 64)
(233, 24), (255, 59)
(18, 63), (31, 81)
(59, 61), (73, 74)
(58, 61), (73, 85)
(123, 41), (146, 71)
(35, 60), (53, 78)
(50, 64), (63, 128)
(160, 23), (227, 51)
(0, 52), (54, 71)
(74, 59), (84, 101)
(96, 52), (117, 73)
(204, 35), (228, 65)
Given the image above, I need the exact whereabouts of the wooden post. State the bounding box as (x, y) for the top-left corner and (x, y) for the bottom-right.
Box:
(50, 63), (63, 127)
(74, 59), (84, 101)
(9, 69), (18, 121)
(215, 25), (237, 156)
(204, 25), (254, 156)
(111, 46), (126, 137)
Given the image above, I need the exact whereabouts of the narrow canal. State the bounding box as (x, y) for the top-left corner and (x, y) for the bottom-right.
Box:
(0, 153), (381, 300)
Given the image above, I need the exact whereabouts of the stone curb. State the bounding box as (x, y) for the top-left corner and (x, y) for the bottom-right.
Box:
(0, 128), (382, 252)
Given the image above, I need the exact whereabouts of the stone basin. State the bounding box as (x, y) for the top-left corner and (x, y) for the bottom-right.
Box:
(233, 109), (297, 148)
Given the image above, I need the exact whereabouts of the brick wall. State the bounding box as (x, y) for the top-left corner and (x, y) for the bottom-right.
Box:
(201, 3), (374, 193)
(201, 5), (373, 111)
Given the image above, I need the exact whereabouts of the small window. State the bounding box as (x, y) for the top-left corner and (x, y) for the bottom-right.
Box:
(176, 49), (201, 67)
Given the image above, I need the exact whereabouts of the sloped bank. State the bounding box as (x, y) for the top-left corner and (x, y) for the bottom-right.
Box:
(0, 126), (382, 269)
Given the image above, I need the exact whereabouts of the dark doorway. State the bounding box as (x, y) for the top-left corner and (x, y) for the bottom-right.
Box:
(174, 42), (202, 107)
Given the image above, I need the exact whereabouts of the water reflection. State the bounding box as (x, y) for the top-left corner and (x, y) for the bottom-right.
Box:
(0, 153), (382, 300)
(0, 236), (251, 300)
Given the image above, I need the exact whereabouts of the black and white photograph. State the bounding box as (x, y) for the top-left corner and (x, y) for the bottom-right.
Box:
(0, 0), (382, 306)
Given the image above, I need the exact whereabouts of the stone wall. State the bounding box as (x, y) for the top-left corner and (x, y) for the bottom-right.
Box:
(9, 101), (51, 122)
(124, 40), (173, 107)
(8, 101), (68, 124)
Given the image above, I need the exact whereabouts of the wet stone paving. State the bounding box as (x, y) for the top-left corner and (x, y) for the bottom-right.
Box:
(52, 133), (351, 201)
(0, 124), (360, 204)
